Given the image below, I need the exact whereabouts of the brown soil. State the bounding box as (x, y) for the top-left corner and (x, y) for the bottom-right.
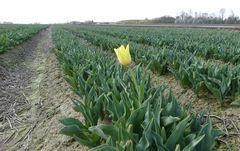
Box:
(0, 29), (40, 122)
(0, 28), (87, 151)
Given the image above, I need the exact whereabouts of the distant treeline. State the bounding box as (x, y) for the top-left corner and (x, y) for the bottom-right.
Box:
(118, 9), (240, 25)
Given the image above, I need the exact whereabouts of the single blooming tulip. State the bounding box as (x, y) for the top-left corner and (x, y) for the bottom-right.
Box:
(114, 44), (132, 65)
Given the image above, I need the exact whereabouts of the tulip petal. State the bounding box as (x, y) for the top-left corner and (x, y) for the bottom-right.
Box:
(114, 44), (132, 65)
(114, 48), (119, 53)
(126, 44), (129, 52)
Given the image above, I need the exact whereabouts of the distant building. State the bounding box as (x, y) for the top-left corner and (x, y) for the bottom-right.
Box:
(68, 20), (111, 25)
(84, 20), (94, 24)
(69, 21), (82, 24)
(96, 22), (110, 25)
(2, 21), (13, 24)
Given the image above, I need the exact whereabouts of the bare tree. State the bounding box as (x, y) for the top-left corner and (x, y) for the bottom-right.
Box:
(229, 10), (235, 17)
(180, 11), (186, 21)
(194, 12), (198, 18)
(226, 10), (239, 24)
(219, 8), (226, 21)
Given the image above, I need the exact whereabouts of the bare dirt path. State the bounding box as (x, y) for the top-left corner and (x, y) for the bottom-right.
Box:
(0, 28), (87, 151)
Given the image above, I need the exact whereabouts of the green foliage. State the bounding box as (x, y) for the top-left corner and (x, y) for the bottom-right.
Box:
(0, 24), (48, 54)
(59, 118), (100, 147)
(72, 25), (240, 64)
(61, 25), (240, 105)
(52, 26), (222, 151)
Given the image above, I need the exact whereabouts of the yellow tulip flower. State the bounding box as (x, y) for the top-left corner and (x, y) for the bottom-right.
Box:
(114, 44), (132, 65)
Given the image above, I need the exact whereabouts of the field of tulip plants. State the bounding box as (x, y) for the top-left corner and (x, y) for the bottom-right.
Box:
(52, 24), (240, 150)
(0, 24), (48, 53)
(59, 25), (240, 106)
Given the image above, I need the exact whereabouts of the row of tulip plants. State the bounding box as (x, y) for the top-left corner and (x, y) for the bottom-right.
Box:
(60, 25), (240, 106)
(52, 26), (222, 150)
(74, 25), (240, 64)
(0, 24), (48, 54)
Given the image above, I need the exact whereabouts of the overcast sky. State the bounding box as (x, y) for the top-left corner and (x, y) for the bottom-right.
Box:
(0, 0), (240, 23)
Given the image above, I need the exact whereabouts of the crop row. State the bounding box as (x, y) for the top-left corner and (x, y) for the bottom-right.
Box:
(52, 26), (221, 150)
(0, 24), (48, 53)
(61, 25), (240, 106)
(73, 25), (240, 64)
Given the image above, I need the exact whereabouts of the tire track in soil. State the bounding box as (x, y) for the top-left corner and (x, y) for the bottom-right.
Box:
(0, 28), (87, 151)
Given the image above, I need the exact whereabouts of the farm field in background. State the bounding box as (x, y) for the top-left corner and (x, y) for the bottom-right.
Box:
(0, 24), (239, 150)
